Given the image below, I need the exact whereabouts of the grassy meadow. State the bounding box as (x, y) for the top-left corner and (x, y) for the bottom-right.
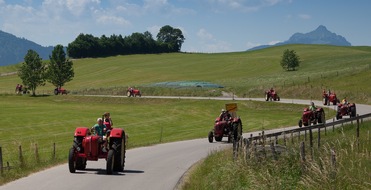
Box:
(0, 44), (370, 185)
(0, 44), (370, 104)
(181, 121), (371, 190)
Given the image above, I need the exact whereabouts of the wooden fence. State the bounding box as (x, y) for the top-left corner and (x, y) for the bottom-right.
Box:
(0, 143), (57, 174)
(233, 113), (371, 159)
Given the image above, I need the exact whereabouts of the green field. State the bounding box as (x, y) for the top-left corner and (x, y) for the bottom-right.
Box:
(1, 44), (370, 104)
(0, 44), (370, 185)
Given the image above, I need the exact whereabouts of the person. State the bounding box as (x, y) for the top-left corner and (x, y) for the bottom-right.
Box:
(219, 109), (231, 121)
(341, 97), (348, 105)
(92, 118), (107, 137)
(92, 118), (107, 152)
(15, 84), (19, 94)
(103, 112), (113, 130)
(309, 102), (317, 111)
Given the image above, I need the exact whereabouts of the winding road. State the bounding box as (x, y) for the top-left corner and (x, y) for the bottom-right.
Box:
(1, 97), (370, 190)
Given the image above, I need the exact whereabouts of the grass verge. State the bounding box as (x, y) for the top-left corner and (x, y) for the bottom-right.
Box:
(181, 121), (371, 190)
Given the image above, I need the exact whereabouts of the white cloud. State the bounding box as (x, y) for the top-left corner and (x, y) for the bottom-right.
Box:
(197, 28), (213, 40)
(268, 40), (281, 45)
(96, 15), (130, 26)
(207, 0), (284, 13)
(298, 14), (311, 19)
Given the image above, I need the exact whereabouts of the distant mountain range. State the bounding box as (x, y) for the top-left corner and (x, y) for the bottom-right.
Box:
(0, 30), (54, 66)
(248, 25), (351, 51)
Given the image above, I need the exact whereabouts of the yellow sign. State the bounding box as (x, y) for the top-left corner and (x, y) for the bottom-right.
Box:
(225, 103), (237, 112)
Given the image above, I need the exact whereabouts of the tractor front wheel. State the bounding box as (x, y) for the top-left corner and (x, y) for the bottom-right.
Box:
(265, 93), (269, 101)
(208, 131), (214, 143)
(298, 120), (303, 128)
(106, 149), (115, 175)
(68, 148), (76, 173)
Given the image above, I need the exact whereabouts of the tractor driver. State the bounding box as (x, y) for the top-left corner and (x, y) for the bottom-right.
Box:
(219, 109), (231, 121)
(309, 102), (317, 111)
(92, 118), (108, 152)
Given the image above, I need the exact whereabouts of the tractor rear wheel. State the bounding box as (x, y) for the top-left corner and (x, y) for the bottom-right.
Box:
(208, 131), (214, 143)
(265, 93), (269, 101)
(68, 148), (76, 173)
(350, 106), (356, 117)
(318, 112), (325, 123)
(127, 91), (131, 97)
(113, 136), (126, 172)
(336, 112), (342, 120)
(298, 120), (303, 128)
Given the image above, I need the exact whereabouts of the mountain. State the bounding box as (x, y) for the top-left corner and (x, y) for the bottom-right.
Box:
(0, 30), (54, 66)
(248, 25), (351, 51)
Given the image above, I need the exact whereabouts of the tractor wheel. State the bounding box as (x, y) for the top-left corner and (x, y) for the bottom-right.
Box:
(350, 106), (356, 117)
(127, 91), (131, 97)
(227, 134), (232, 143)
(277, 96), (280, 101)
(336, 112), (342, 120)
(298, 120), (303, 128)
(113, 135), (126, 172)
(265, 93), (269, 101)
(215, 136), (222, 142)
(208, 131), (214, 143)
(318, 112), (325, 123)
(75, 157), (86, 170)
(303, 121), (309, 126)
(68, 148), (76, 173)
(106, 149), (115, 175)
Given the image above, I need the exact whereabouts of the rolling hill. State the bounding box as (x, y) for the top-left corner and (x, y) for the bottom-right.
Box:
(0, 30), (54, 66)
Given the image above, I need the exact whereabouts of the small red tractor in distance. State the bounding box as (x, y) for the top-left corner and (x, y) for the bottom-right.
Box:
(336, 102), (356, 120)
(265, 88), (280, 101)
(68, 127), (127, 174)
(208, 103), (242, 143)
(54, 87), (68, 95)
(298, 107), (325, 127)
(127, 87), (141, 97)
(322, 89), (339, 105)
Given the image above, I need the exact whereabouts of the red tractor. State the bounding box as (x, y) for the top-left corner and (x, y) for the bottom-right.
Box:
(127, 87), (141, 97)
(336, 103), (356, 120)
(208, 103), (242, 143)
(322, 90), (339, 105)
(208, 117), (242, 143)
(68, 127), (127, 174)
(298, 107), (325, 127)
(54, 87), (68, 95)
(265, 88), (280, 101)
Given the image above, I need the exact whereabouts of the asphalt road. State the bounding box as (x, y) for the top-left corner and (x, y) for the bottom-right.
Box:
(1, 97), (370, 190)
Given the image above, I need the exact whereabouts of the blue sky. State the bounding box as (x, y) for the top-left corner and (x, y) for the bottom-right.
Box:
(0, 0), (370, 53)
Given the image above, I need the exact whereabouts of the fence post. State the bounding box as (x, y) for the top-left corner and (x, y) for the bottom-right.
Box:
(291, 131), (294, 144)
(53, 143), (56, 160)
(357, 114), (360, 150)
(318, 124), (321, 148)
(159, 127), (163, 143)
(19, 145), (24, 168)
(304, 129), (307, 141)
(0, 147), (3, 175)
(270, 142), (277, 160)
(275, 135), (278, 145)
(35, 143), (39, 163)
(309, 127), (313, 148)
(300, 142), (306, 162)
(283, 132), (287, 146)
(244, 138), (250, 160)
(332, 118), (335, 132)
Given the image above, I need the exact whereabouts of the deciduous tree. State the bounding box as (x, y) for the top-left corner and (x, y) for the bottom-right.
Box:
(46, 45), (74, 89)
(18, 49), (46, 96)
(280, 49), (300, 71)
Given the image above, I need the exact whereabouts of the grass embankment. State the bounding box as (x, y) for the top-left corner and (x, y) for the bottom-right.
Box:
(181, 121), (371, 190)
(0, 95), (315, 185)
(0, 45), (370, 104)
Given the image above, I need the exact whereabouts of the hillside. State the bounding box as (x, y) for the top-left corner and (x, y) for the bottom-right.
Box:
(0, 30), (54, 66)
(249, 25), (351, 51)
(0, 44), (370, 104)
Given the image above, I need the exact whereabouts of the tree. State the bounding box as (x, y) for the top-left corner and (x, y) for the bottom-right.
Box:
(280, 49), (300, 71)
(156, 25), (185, 52)
(18, 49), (46, 96)
(46, 45), (74, 89)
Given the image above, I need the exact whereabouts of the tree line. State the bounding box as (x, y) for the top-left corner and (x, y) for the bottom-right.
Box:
(67, 25), (185, 58)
